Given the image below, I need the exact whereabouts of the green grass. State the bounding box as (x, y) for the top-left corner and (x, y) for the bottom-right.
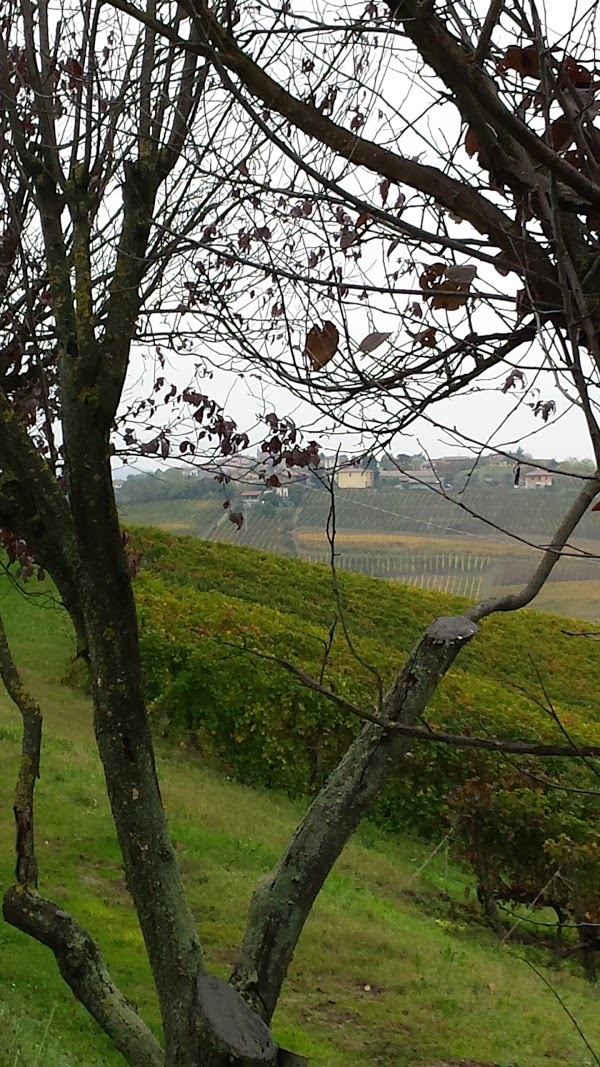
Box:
(3, 565), (600, 1065)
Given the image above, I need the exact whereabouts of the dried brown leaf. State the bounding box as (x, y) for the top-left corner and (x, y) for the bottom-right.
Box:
(379, 177), (390, 205)
(304, 321), (340, 370)
(445, 264), (477, 286)
(502, 369), (526, 393)
(497, 45), (540, 79)
(358, 331), (392, 353)
(412, 326), (437, 348)
(464, 126), (480, 157)
(429, 280), (468, 311)
(229, 510), (244, 529)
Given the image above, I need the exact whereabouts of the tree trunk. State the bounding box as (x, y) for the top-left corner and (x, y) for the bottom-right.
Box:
(232, 616), (479, 1021)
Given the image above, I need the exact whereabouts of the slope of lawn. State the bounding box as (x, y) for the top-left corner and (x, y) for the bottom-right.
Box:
(132, 526), (600, 723)
(2, 551), (600, 1066)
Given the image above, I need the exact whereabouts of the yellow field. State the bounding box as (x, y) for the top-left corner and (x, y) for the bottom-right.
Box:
(295, 529), (538, 558)
(495, 579), (600, 620)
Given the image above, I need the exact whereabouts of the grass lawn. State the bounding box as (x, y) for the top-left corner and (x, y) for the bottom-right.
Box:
(2, 572), (600, 1066)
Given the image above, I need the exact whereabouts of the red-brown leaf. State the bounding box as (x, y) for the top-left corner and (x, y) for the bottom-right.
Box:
(429, 280), (468, 311)
(497, 45), (540, 79)
(464, 126), (480, 157)
(559, 56), (592, 89)
(548, 117), (574, 152)
(412, 326), (437, 347)
(502, 369), (526, 393)
(379, 178), (390, 205)
(304, 321), (339, 370)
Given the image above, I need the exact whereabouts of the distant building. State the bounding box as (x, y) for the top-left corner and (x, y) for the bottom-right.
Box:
(319, 454), (349, 471)
(113, 479), (126, 492)
(433, 455), (472, 473)
(522, 466), (554, 488)
(337, 468), (375, 490)
(182, 467), (212, 480)
(239, 483), (263, 502)
(390, 467), (440, 488)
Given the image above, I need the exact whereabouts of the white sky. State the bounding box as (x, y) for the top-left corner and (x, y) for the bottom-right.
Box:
(112, 0), (599, 471)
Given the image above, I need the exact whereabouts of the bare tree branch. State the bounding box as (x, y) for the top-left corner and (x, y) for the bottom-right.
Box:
(3, 888), (164, 1067)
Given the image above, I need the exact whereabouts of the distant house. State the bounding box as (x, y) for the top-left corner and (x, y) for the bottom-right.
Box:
(239, 483), (263, 502)
(320, 453), (349, 471)
(382, 463), (439, 488)
(378, 467), (404, 482)
(273, 469), (308, 498)
(521, 465), (554, 489)
(113, 479), (126, 492)
(337, 467), (375, 490)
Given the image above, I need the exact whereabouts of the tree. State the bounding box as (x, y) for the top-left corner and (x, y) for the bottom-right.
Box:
(380, 453), (424, 470)
(2, 0), (600, 1064)
(558, 457), (597, 475)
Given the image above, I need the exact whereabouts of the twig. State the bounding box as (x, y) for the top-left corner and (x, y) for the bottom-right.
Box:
(324, 468), (384, 712)
(528, 655), (600, 784)
(468, 477), (600, 621)
(502, 868), (561, 943)
(473, 0), (504, 66)
(408, 831), (453, 885)
(562, 629), (600, 638)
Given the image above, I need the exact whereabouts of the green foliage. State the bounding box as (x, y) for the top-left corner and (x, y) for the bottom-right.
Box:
(298, 546), (490, 597)
(5, 574), (600, 1065)
(129, 526), (600, 971)
(118, 468), (236, 506)
(449, 772), (600, 938)
(137, 575), (364, 793)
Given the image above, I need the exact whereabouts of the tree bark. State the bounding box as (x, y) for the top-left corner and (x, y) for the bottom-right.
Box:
(232, 479), (600, 1021)
(60, 416), (206, 1052)
(3, 887), (164, 1067)
(0, 600), (162, 1067)
(58, 387), (282, 1064)
(231, 615), (478, 1021)
(0, 607), (42, 889)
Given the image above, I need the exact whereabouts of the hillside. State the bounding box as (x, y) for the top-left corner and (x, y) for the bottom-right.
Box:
(132, 525), (600, 724)
(3, 544), (600, 1066)
(120, 484), (600, 618)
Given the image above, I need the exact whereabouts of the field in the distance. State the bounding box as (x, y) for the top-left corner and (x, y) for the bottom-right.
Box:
(4, 553), (600, 1065)
(120, 484), (600, 618)
(119, 497), (224, 538)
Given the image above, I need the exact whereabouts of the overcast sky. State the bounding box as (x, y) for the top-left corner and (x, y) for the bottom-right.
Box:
(114, 0), (599, 473)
